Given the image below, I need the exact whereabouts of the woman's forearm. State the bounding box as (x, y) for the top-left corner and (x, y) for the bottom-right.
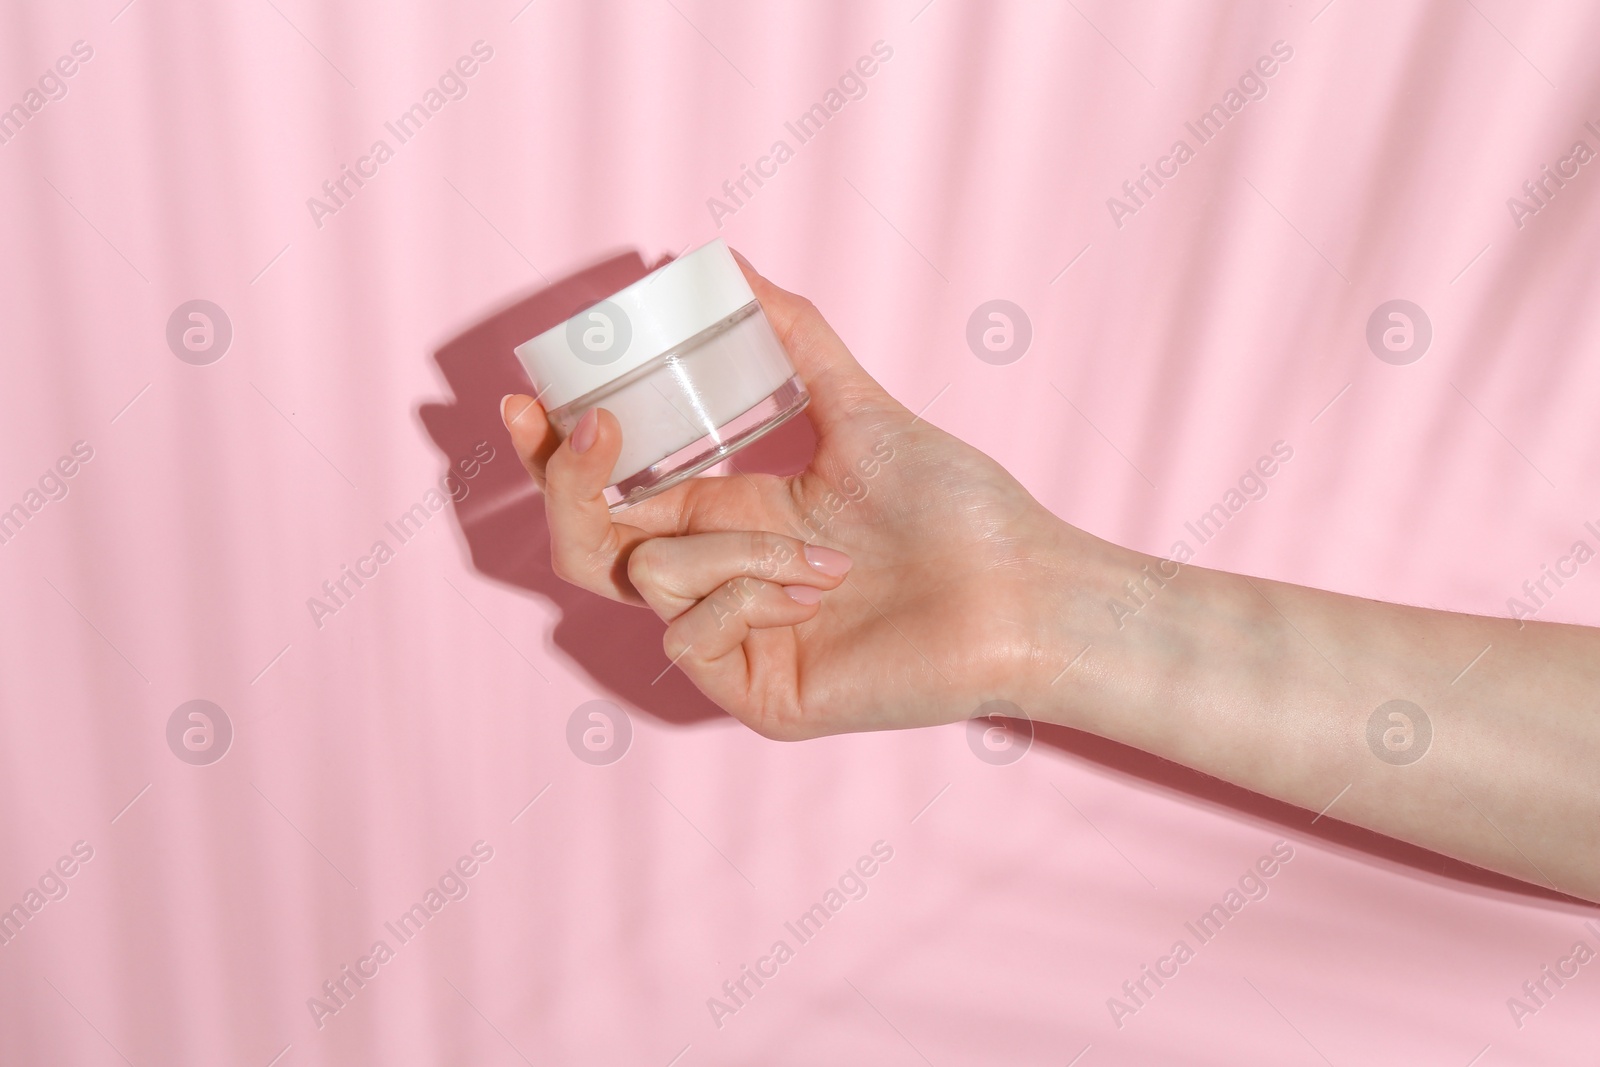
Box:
(1028, 529), (1600, 902)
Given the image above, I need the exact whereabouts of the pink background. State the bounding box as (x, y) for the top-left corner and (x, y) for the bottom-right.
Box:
(3, 0), (1600, 1063)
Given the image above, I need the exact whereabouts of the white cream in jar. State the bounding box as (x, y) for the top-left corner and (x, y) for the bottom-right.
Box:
(515, 239), (809, 510)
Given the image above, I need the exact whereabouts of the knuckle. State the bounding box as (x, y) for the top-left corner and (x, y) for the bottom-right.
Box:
(625, 540), (660, 592)
(551, 545), (605, 588)
(770, 296), (822, 350)
(544, 444), (592, 496)
(549, 550), (579, 585)
(708, 586), (747, 630)
(746, 531), (790, 579)
(794, 299), (834, 340)
(662, 626), (698, 666)
(729, 574), (765, 605)
(543, 445), (571, 484)
(788, 302), (822, 342)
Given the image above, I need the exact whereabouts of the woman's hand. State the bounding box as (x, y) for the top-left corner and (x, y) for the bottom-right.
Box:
(504, 251), (1600, 901)
(502, 252), (1100, 740)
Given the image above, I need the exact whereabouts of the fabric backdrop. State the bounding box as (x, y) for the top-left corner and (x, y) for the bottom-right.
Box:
(2, 0), (1598, 1063)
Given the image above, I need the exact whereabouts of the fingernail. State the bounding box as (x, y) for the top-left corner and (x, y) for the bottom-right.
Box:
(570, 408), (598, 453)
(804, 544), (853, 576)
(502, 393), (536, 430)
(784, 585), (823, 605)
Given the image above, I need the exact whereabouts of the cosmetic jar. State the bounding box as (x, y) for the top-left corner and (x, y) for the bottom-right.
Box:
(514, 239), (810, 510)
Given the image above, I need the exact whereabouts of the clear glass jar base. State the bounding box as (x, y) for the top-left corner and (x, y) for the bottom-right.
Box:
(604, 376), (810, 511)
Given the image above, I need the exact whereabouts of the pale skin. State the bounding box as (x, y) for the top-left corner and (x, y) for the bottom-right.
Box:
(502, 251), (1600, 904)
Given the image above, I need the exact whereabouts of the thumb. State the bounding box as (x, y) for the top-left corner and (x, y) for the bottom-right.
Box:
(730, 249), (902, 440)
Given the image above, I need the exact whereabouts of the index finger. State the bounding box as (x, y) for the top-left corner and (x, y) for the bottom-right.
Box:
(501, 393), (559, 488)
(502, 390), (709, 538)
(539, 405), (650, 604)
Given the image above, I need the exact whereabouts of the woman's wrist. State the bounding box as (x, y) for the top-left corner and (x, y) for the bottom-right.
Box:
(1013, 525), (1368, 802)
(1001, 517), (1153, 730)
(1008, 524), (1280, 757)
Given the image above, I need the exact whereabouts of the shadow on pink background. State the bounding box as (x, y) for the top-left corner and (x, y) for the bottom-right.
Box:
(3, 1), (1600, 1065)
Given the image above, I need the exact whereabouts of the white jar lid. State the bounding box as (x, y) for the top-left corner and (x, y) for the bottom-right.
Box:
(514, 237), (756, 411)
